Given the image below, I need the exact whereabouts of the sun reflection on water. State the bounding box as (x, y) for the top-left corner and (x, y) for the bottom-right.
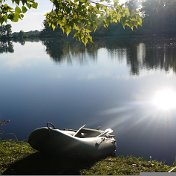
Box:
(95, 87), (176, 133)
(151, 88), (176, 111)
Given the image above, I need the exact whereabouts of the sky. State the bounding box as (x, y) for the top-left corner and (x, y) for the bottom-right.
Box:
(11, 1), (53, 32)
(10, 0), (126, 32)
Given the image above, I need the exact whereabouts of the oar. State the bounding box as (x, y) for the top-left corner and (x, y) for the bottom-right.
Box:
(73, 124), (86, 137)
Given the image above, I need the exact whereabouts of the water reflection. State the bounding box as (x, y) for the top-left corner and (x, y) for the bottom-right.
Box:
(0, 40), (14, 53)
(41, 37), (176, 75)
(144, 42), (176, 73)
(1, 37), (176, 164)
(42, 39), (98, 64)
(1, 37), (176, 75)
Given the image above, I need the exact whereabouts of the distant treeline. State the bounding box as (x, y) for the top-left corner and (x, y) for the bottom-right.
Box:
(12, 30), (40, 39)
(0, 24), (40, 41)
(1, 0), (176, 40)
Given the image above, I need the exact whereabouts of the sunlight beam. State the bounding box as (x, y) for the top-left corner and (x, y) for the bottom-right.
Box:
(151, 88), (176, 111)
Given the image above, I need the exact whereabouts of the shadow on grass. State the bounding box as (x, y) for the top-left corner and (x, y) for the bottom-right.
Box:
(3, 152), (96, 175)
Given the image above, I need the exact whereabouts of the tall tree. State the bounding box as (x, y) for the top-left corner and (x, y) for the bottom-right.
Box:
(4, 24), (12, 37)
(0, 24), (12, 38)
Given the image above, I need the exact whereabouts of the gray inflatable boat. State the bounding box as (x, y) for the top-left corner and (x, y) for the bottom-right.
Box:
(28, 123), (116, 159)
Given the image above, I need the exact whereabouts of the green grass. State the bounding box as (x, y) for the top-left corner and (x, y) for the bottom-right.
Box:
(0, 140), (36, 174)
(0, 140), (174, 175)
(81, 156), (172, 175)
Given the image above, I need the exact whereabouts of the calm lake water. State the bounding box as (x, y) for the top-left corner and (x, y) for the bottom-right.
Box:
(1, 37), (176, 164)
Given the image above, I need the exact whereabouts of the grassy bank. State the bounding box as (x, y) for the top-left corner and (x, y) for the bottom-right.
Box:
(0, 140), (174, 175)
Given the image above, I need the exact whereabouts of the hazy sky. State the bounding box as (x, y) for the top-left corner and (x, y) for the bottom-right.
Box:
(11, 0), (126, 32)
(11, 1), (53, 32)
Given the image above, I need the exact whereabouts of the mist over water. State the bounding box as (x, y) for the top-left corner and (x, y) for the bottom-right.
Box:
(1, 37), (176, 164)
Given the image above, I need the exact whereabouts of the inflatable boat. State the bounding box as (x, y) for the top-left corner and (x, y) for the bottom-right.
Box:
(28, 123), (116, 159)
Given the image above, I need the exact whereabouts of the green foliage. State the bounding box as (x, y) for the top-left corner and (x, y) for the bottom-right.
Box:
(0, 0), (142, 45)
(0, 0), (38, 24)
(46, 0), (142, 45)
(91, 0), (176, 36)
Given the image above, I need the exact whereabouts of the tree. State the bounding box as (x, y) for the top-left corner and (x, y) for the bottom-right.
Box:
(0, 0), (142, 45)
(40, 20), (66, 38)
(141, 0), (176, 34)
(0, 24), (12, 38)
(0, 25), (6, 36)
(0, 0), (38, 23)
(4, 24), (12, 37)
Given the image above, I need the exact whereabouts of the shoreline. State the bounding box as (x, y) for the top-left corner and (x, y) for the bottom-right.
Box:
(0, 140), (175, 175)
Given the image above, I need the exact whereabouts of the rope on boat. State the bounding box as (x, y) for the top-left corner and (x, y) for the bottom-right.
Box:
(168, 166), (176, 172)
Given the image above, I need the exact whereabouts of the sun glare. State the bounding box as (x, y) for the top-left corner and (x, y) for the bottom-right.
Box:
(151, 89), (176, 111)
